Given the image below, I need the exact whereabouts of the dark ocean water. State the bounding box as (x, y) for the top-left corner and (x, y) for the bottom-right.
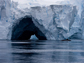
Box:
(0, 40), (84, 63)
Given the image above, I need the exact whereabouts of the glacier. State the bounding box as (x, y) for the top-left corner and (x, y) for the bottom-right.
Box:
(0, 0), (84, 40)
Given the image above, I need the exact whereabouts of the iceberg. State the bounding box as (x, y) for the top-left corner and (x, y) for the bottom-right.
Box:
(0, 0), (84, 40)
(81, 1), (84, 39)
(31, 5), (77, 40)
(0, 0), (11, 39)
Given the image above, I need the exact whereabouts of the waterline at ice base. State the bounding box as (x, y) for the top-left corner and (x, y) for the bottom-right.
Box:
(0, 0), (84, 40)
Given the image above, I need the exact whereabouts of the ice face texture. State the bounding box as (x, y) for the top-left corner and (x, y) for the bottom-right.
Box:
(81, 2), (84, 39)
(0, 0), (11, 39)
(0, 0), (84, 40)
(31, 5), (77, 40)
(11, 4), (78, 40)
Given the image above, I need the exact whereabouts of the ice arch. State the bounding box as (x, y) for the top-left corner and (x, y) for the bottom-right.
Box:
(11, 16), (47, 40)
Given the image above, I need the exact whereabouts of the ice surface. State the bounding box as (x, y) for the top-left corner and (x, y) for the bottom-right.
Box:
(0, 0), (84, 40)
(81, 1), (84, 39)
(0, 0), (11, 39)
(31, 5), (78, 40)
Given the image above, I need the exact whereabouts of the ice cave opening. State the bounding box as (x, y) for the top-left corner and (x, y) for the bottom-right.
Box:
(11, 16), (47, 40)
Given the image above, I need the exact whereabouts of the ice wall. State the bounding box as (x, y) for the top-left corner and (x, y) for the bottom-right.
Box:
(31, 5), (77, 40)
(11, 3), (78, 40)
(81, 1), (84, 39)
(0, 0), (11, 39)
(0, 0), (84, 40)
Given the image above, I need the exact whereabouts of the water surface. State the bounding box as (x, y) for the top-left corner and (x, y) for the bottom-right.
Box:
(0, 40), (84, 63)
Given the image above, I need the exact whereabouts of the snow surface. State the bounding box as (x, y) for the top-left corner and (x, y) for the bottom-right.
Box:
(0, 0), (84, 40)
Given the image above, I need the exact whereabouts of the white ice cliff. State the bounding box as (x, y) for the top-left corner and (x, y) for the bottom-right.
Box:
(81, 2), (84, 39)
(30, 5), (77, 40)
(0, 0), (84, 40)
(0, 0), (11, 39)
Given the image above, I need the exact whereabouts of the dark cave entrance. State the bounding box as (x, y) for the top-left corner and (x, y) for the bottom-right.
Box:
(11, 16), (47, 40)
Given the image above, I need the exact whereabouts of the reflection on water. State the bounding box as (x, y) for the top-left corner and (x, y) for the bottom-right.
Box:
(0, 40), (84, 63)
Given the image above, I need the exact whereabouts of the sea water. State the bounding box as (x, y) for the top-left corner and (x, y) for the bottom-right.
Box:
(0, 40), (84, 63)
